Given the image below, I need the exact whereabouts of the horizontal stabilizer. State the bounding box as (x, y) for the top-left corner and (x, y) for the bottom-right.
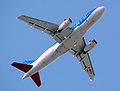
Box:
(11, 62), (33, 73)
(31, 72), (41, 87)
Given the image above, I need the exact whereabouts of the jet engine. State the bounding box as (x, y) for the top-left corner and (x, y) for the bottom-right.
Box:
(84, 40), (97, 53)
(57, 18), (72, 32)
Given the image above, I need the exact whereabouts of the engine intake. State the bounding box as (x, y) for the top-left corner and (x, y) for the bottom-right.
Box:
(57, 18), (72, 32)
(84, 40), (97, 53)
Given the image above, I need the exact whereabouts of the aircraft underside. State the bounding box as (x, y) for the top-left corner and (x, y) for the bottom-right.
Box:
(11, 6), (105, 87)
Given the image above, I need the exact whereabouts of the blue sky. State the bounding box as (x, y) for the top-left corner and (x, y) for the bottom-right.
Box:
(0, 0), (120, 91)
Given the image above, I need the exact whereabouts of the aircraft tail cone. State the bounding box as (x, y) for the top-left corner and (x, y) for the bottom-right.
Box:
(22, 73), (28, 79)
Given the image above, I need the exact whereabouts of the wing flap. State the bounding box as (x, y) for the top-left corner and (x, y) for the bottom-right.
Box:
(31, 72), (41, 87)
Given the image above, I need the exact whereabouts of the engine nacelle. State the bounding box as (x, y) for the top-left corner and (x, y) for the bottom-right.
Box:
(57, 18), (72, 32)
(84, 40), (97, 53)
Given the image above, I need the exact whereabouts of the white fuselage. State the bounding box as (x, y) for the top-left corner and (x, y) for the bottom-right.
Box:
(23, 6), (105, 79)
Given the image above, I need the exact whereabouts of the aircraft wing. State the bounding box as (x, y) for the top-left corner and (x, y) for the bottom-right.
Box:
(17, 15), (73, 43)
(76, 53), (95, 80)
(69, 38), (95, 80)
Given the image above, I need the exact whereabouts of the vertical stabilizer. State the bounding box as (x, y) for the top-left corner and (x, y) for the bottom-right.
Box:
(31, 72), (41, 87)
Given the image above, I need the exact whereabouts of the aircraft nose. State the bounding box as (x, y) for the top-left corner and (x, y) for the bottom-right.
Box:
(98, 6), (105, 13)
(95, 6), (105, 17)
(100, 6), (105, 11)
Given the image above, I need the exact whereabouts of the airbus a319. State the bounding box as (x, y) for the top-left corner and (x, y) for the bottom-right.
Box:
(11, 6), (105, 87)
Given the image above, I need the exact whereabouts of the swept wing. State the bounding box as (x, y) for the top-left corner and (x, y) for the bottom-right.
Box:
(17, 15), (73, 43)
(69, 38), (95, 80)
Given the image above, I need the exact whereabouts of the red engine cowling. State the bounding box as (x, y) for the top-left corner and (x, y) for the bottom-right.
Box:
(57, 18), (72, 32)
(84, 40), (97, 53)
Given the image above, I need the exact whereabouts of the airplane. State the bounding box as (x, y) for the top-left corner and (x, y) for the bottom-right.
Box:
(11, 6), (105, 87)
